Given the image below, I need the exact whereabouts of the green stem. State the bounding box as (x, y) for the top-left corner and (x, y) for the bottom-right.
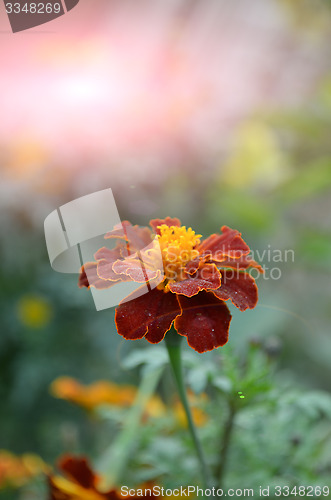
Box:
(165, 329), (212, 489)
(215, 400), (236, 489)
(97, 365), (164, 488)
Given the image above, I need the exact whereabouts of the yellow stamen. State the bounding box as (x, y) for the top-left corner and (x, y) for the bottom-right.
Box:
(157, 225), (201, 282)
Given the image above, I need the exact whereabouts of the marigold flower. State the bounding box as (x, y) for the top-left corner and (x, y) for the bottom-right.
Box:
(17, 295), (52, 328)
(50, 377), (166, 418)
(50, 377), (137, 411)
(0, 450), (46, 490)
(79, 218), (262, 353)
(48, 455), (160, 499)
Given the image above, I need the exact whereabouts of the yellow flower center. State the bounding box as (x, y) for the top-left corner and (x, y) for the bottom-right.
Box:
(157, 224), (201, 282)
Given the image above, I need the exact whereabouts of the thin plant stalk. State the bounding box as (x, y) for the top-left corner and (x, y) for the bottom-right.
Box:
(214, 400), (236, 489)
(165, 328), (212, 489)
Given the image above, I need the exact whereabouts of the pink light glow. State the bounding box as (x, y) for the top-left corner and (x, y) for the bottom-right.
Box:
(0, 0), (327, 178)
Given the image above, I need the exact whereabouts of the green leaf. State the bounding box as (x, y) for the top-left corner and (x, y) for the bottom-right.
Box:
(295, 392), (331, 420)
(212, 376), (233, 394)
(121, 346), (169, 372)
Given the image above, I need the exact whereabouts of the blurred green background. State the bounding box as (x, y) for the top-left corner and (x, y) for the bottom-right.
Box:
(1, 0), (331, 497)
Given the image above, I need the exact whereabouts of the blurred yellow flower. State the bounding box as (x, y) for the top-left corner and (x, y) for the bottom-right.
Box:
(50, 377), (208, 428)
(50, 376), (168, 420)
(17, 295), (52, 328)
(222, 121), (289, 190)
(0, 450), (46, 490)
(143, 395), (167, 419)
(50, 377), (137, 411)
(174, 391), (209, 428)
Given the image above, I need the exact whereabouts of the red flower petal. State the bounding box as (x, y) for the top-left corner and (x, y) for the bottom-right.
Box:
(78, 263), (117, 289)
(94, 246), (132, 283)
(49, 455), (121, 499)
(94, 245), (124, 262)
(104, 220), (130, 239)
(111, 258), (161, 283)
(105, 221), (153, 254)
(58, 455), (97, 489)
(149, 217), (181, 235)
(115, 288), (181, 342)
(174, 292), (231, 353)
(213, 271), (258, 311)
(184, 257), (202, 275)
(218, 254), (264, 272)
(198, 225), (250, 261)
(97, 260), (128, 283)
(168, 264), (221, 297)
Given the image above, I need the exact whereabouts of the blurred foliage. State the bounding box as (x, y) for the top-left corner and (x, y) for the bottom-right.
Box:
(115, 340), (331, 490)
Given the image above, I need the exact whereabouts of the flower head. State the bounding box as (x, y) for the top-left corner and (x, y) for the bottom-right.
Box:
(50, 376), (166, 418)
(50, 377), (137, 411)
(17, 295), (52, 328)
(156, 223), (202, 282)
(48, 455), (161, 499)
(0, 450), (45, 490)
(79, 218), (262, 353)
